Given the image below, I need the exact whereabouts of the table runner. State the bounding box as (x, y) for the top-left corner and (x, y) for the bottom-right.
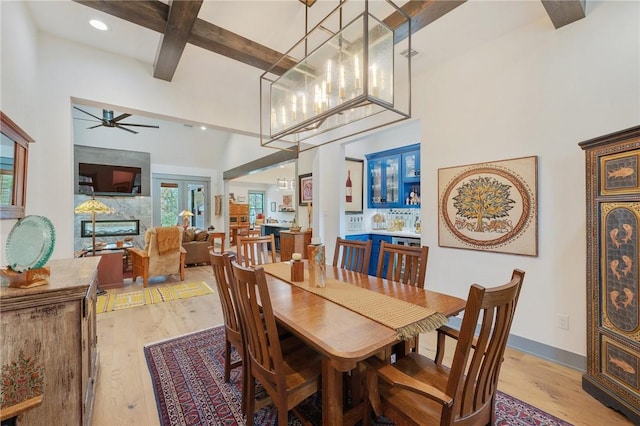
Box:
(261, 262), (447, 340)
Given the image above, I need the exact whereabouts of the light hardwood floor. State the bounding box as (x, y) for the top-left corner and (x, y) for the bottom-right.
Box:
(91, 265), (631, 426)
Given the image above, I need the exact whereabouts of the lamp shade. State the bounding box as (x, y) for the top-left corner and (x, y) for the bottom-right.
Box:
(74, 199), (113, 214)
(179, 210), (194, 217)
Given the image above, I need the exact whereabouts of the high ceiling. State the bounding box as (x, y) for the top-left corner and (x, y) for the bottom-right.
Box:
(25, 0), (585, 180)
(25, 1), (585, 83)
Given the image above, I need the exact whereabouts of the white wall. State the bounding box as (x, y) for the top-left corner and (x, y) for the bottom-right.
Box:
(0, 1), (40, 264)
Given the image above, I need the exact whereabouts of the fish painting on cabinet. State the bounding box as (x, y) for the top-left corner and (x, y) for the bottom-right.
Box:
(603, 203), (639, 335)
(601, 150), (640, 195)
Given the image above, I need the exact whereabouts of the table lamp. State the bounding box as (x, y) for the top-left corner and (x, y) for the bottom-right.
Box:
(179, 210), (194, 228)
(74, 195), (113, 255)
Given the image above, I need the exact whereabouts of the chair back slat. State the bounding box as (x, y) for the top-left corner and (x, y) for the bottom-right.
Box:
(376, 241), (429, 287)
(333, 237), (373, 274)
(239, 234), (277, 266)
(447, 269), (525, 421)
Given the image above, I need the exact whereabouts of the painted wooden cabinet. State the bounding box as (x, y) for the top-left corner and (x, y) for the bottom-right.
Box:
(579, 125), (640, 424)
(0, 257), (100, 426)
(366, 143), (421, 209)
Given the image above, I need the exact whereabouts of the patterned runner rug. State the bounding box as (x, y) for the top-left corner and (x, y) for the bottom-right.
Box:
(97, 281), (213, 313)
(144, 326), (574, 426)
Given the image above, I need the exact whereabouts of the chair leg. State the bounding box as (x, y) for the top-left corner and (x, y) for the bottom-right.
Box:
(224, 340), (231, 382)
(245, 376), (256, 426)
(435, 329), (446, 365)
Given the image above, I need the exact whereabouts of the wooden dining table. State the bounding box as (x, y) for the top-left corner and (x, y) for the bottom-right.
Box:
(261, 263), (466, 426)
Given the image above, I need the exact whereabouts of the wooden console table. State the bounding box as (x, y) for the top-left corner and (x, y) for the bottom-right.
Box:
(0, 257), (100, 426)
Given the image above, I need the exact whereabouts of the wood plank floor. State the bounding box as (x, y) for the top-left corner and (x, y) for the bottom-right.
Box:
(91, 265), (632, 426)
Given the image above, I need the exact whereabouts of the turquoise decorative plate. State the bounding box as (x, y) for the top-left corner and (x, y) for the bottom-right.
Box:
(6, 215), (56, 272)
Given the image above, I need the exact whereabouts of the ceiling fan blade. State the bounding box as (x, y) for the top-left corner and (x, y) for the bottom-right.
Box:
(74, 106), (103, 122)
(117, 123), (160, 129)
(111, 113), (132, 123)
(75, 118), (101, 123)
(115, 124), (138, 134)
(87, 124), (103, 129)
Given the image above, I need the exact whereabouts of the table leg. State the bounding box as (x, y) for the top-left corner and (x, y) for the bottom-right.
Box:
(322, 357), (344, 426)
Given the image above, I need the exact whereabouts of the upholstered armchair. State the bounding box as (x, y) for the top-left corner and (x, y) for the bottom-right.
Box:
(129, 226), (186, 287)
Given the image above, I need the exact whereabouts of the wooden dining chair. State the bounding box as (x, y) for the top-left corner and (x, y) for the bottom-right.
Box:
(230, 261), (322, 426)
(208, 232), (226, 254)
(376, 241), (430, 357)
(363, 269), (526, 426)
(209, 250), (248, 410)
(376, 241), (429, 288)
(333, 237), (373, 274)
(238, 234), (277, 266)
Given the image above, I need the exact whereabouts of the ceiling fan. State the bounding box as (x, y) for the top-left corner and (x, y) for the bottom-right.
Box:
(73, 106), (159, 134)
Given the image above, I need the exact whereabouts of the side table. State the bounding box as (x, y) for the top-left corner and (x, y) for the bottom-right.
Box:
(86, 250), (125, 290)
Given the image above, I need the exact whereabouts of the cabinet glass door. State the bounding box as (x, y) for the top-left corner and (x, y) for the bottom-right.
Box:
(369, 159), (383, 204)
(384, 157), (400, 205)
(403, 151), (420, 180)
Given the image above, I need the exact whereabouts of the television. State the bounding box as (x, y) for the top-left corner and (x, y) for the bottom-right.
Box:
(78, 162), (142, 195)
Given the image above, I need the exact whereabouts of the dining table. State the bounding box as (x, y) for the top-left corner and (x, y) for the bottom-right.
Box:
(260, 262), (467, 426)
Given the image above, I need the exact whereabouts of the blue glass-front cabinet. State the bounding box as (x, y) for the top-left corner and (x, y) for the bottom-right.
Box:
(366, 143), (420, 209)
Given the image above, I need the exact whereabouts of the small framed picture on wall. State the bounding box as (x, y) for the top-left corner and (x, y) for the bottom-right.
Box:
(299, 173), (312, 206)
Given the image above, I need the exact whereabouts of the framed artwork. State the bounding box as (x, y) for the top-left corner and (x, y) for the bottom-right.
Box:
(345, 158), (364, 213)
(237, 195), (247, 203)
(600, 149), (640, 195)
(299, 173), (312, 206)
(270, 201), (276, 212)
(438, 156), (538, 256)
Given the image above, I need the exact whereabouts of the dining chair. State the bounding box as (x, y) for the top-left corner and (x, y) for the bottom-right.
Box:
(376, 241), (429, 288)
(238, 234), (277, 266)
(230, 261), (322, 426)
(375, 241), (430, 357)
(333, 237), (373, 274)
(209, 250), (248, 411)
(363, 269), (526, 426)
(208, 232), (226, 254)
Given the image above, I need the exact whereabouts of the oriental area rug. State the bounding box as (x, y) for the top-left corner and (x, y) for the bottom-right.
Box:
(144, 326), (574, 426)
(96, 282), (213, 313)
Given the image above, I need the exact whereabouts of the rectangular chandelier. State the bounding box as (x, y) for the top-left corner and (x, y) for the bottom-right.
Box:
(260, 0), (411, 152)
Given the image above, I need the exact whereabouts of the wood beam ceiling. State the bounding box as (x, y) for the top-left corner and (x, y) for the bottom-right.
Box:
(74, 0), (586, 82)
(541, 0), (586, 29)
(153, 0), (203, 81)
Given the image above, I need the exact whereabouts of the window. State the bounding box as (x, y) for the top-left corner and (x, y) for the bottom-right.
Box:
(248, 191), (264, 225)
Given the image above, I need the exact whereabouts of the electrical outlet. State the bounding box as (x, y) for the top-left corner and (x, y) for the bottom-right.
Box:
(557, 314), (569, 330)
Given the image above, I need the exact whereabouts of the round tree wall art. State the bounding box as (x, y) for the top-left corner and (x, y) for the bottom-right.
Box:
(438, 156), (538, 256)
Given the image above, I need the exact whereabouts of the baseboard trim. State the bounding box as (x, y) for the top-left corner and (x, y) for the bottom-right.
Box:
(446, 317), (586, 371)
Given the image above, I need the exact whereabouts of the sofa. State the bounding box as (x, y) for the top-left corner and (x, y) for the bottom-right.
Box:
(182, 227), (215, 266)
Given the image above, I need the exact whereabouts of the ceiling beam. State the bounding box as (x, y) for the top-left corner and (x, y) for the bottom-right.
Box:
(386, 0), (467, 44)
(73, 0), (467, 79)
(540, 0), (586, 29)
(73, 0), (295, 76)
(153, 0), (203, 82)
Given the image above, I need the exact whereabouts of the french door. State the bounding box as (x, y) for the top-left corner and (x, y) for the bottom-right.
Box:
(152, 174), (211, 228)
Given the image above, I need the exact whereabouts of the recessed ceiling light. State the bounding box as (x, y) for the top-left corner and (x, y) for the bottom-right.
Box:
(89, 19), (108, 31)
(200, 125), (207, 130)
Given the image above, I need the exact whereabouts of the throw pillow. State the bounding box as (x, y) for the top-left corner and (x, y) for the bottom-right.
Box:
(195, 230), (210, 242)
(183, 227), (196, 243)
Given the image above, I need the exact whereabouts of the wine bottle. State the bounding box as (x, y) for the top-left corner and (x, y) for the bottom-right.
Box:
(346, 170), (352, 202)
